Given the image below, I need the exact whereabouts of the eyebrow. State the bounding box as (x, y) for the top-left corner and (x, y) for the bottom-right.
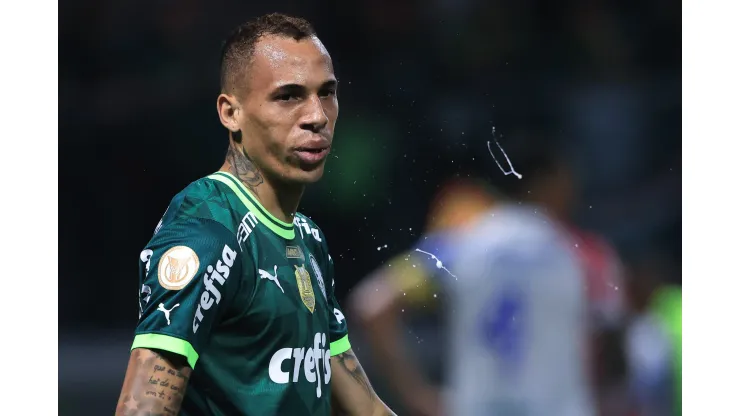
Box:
(271, 79), (339, 95)
(320, 79), (339, 90)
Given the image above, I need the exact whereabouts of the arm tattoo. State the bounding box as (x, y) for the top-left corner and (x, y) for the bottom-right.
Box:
(335, 350), (374, 399)
(116, 348), (192, 416)
(332, 349), (398, 416)
(226, 144), (263, 193)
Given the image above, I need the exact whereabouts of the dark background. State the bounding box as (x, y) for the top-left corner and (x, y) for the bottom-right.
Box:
(59, 0), (680, 414)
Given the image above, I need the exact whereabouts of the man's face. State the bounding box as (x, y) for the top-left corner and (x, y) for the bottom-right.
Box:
(237, 35), (338, 185)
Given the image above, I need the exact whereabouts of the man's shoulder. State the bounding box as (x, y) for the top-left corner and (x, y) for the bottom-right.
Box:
(293, 212), (332, 259)
(155, 175), (238, 234)
(175, 175), (230, 205)
(293, 212), (325, 238)
(413, 229), (462, 259)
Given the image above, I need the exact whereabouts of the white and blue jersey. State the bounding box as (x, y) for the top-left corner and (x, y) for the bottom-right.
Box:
(405, 205), (594, 416)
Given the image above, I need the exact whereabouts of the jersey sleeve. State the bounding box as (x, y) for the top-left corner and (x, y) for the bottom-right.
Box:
(326, 252), (351, 356)
(133, 216), (243, 369)
(385, 231), (458, 304)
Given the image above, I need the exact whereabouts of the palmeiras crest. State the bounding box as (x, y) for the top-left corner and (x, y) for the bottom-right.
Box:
(294, 265), (316, 313)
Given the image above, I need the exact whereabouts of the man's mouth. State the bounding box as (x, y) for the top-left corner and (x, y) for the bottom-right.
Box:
(293, 146), (330, 165)
(295, 147), (327, 154)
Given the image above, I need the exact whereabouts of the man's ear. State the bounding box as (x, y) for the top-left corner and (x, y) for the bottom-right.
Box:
(217, 93), (241, 133)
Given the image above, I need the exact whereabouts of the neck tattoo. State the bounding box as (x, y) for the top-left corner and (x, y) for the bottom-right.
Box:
(227, 145), (264, 194)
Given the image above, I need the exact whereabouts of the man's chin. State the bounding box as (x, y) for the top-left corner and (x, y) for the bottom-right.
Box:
(287, 164), (326, 185)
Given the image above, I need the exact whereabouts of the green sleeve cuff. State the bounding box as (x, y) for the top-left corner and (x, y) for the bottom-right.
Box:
(131, 333), (200, 369)
(329, 335), (351, 356)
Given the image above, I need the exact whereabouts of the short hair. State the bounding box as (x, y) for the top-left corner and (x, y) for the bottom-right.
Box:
(220, 13), (316, 95)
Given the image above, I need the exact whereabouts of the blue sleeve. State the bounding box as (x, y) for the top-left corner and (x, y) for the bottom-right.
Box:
(409, 231), (461, 286)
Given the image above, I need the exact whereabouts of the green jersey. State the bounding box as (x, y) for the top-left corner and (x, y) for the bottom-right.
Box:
(132, 171), (350, 416)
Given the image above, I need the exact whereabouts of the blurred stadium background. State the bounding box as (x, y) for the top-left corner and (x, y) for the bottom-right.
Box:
(59, 0), (680, 414)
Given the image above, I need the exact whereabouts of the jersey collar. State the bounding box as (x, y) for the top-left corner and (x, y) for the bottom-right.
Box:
(208, 171), (295, 240)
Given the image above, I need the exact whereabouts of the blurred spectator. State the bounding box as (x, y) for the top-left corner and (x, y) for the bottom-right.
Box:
(624, 254), (682, 416)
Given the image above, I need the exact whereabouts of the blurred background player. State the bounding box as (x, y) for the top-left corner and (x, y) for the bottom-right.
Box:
(350, 132), (628, 416)
(351, 176), (498, 416)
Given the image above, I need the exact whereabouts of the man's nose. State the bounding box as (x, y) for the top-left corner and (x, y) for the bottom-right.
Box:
(299, 95), (328, 133)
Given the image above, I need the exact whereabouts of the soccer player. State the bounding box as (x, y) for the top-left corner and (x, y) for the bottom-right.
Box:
(116, 13), (395, 416)
(350, 147), (596, 416)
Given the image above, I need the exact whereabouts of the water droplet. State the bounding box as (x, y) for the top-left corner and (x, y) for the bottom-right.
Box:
(487, 128), (522, 179)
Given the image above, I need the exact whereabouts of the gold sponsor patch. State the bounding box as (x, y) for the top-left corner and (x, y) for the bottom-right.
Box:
(157, 246), (199, 290)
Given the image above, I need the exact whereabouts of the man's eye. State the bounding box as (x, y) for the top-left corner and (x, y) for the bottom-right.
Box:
(319, 89), (337, 98)
(276, 94), (299, 101)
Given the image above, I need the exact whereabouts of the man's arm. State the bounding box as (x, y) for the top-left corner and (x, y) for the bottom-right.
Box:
(348, 257), (442, 416)
(330, 348), (396, 416)
(316, 237), (396, 415)
(121, 213), (244, 415)
(115, 348), (192, 416)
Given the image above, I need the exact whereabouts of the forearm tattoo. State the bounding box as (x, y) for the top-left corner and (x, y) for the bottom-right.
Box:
(116, 349), (192, 416)
(226, 144), (263, 193)
(335, 350), (374, 399)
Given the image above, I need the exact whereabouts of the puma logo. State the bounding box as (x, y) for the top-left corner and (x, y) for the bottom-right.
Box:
(259, 265), (284, 293)
(157, 303), (180, 326)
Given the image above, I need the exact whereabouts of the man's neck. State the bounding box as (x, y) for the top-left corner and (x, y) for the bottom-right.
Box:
(220, 144), (303, 224)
